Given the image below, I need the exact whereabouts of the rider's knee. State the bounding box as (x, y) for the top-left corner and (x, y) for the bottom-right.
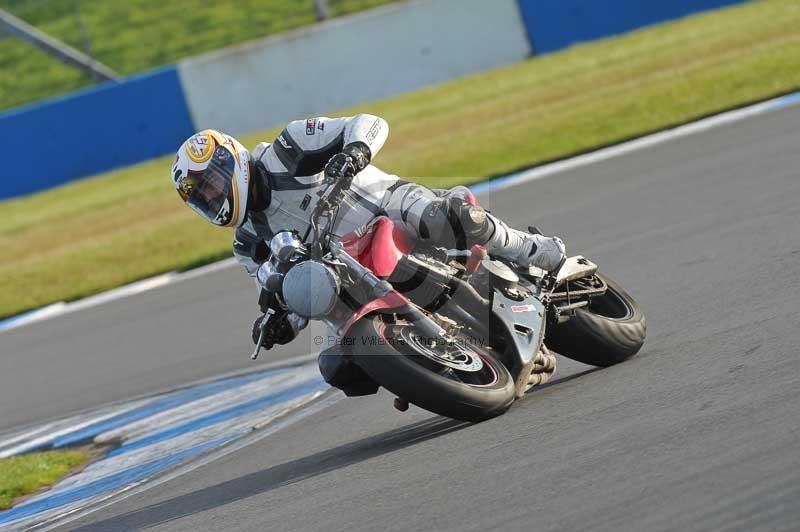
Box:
(418, 200), (450, 241)
(424, 197), (495, 249)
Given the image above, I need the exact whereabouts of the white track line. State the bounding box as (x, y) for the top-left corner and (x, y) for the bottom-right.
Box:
(32, 392), (342, 532)
(2, 91), (798, 335)
(0, 261), (236, 335)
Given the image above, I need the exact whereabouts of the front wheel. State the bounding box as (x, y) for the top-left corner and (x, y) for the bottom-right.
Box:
(346, 317), (516, 422)
(545, 274), (646, 367)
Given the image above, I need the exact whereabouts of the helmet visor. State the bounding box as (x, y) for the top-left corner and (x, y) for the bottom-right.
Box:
(183, 146), (237, 226)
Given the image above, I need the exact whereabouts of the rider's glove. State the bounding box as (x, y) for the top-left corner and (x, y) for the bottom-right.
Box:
(252, 313), (308, 350)
(324, 142), (371, 180)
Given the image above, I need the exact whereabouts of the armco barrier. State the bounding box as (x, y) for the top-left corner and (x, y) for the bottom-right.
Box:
(178, 0), (531, 135)
(517, 0), (746, 54)
(0, 67), (194, 200)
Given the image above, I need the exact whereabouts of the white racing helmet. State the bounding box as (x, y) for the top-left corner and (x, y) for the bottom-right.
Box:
(172, 129), (251, 227)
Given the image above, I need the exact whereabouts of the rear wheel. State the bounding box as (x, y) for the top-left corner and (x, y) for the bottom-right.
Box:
(545, 274), (646, 366)
(347, 316), (515, 422)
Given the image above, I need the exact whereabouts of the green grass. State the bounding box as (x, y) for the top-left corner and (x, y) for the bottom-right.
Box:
(0, 0), (396, 112)
(0, 451), (87, 510)
(1, 0), (799, 319)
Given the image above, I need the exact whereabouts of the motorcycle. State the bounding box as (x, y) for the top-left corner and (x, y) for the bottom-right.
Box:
(250, 169), (646, 422)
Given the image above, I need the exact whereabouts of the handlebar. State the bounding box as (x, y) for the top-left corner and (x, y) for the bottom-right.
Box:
(320, 170), (354, 204)
(308, 167), (355, 258)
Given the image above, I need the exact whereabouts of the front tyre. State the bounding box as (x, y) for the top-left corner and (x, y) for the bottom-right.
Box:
(545, 274), (646, 367)
(347, 317), (515, 422)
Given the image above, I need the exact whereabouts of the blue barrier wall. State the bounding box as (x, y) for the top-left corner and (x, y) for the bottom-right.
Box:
(0, 67), (195, 200)
(517, 0), (746, 54)
(0, 0), (748, 200)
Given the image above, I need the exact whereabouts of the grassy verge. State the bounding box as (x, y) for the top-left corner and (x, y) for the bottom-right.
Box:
(1, 0), (799, 319)
(0, 451), (87, 510)
(0, 0), (396, 112)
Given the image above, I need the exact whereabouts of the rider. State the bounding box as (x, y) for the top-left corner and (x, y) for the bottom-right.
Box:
(171, 115), (566, 389)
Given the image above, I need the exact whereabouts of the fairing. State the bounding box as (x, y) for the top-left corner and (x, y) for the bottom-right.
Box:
(341, 217), (413, 278)
(490, 287), (546, 366)
(337, 217), (416, 334)
(340, 290), (411, 335)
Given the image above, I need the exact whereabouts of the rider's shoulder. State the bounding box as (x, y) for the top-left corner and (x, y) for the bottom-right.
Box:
(251, 142), (270, 162)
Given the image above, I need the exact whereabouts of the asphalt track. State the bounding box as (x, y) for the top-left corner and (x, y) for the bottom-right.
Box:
(2, 103), (799, 531)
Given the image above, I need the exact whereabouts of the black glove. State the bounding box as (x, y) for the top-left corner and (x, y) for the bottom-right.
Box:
(252, 313), (297, 350)
(324, 142), (371, 179)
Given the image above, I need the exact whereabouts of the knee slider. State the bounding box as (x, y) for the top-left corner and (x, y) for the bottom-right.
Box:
(414, 196), (495, 248)
(418, 200), (451, 241)
(447, 199), (494, 247)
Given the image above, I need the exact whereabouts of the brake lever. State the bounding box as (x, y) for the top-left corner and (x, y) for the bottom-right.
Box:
(250, 308), (276, 361)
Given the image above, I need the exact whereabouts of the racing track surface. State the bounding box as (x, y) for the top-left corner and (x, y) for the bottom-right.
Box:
(0, 270), (331, 432)
(3, 103), (799, 531)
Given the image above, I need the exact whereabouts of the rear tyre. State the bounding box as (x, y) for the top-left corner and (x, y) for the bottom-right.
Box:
(545, 274), (646, 367)
(347, 316), (515, 422)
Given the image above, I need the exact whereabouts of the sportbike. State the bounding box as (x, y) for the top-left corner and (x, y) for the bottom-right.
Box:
(251, 170), (646, 421)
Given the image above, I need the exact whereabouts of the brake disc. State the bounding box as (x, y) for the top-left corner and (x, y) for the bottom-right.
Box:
(401, 329), (484, 372)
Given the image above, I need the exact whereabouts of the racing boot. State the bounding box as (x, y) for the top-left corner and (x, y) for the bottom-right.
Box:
(484, 215), (566, 272)
(443, 199), (566, 272)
